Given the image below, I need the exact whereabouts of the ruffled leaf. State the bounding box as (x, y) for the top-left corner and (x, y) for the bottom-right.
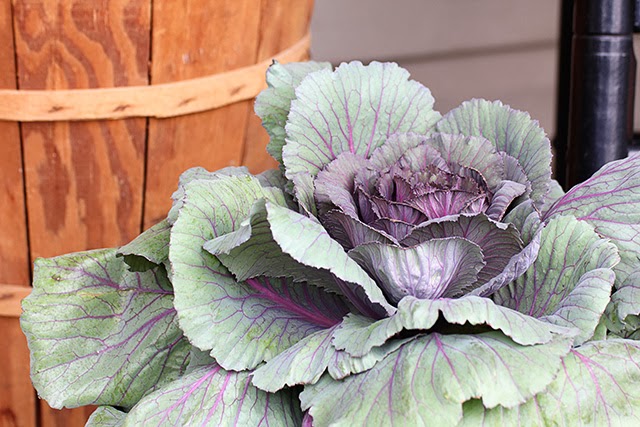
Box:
(437, 99), (552, 203)
(116, 219), (170, 272)
(538, 178), (565, 215)
(252, 324), (414, 392)
(86, 406), (126, 427)
(332, 294), (571, 358)
(255, 61), (332, 164)
(315, 152), (370, 217)
(332, 314), (403, 357)
(500, 153), (532, 200)
(265, 202), (396, 317)
(123, 362), (302, 426)
(485, 180), (527, 221)
(397, 296), (572, 346)
(301, 332), (573, 427)
(468, 229), (541, 297)
(495, 215), (619, 344)
(607, 271), (640, 333)
(425, 133), (505, 189)
(367, 132), (427, 171)
(170, 176), (345, 371)
(543, 152), (640, 287)
(541, 269), (616, 345)
(204, 199), (348, 297)
(403, 214), (523, 286)
(461, 339), (640, 425)
(502, 199), (541, 244)
(167, 166), (251, 224)
(327, 337), (414, 380)
(284, 61), (440, 210)
(613, 271), (640, 322)
(251, 327), (338, 392)
(257, 168), (298, 209)
(349, 238), (485, 303)
(21, 250), (190, 409)
(321, 210), (396, 250)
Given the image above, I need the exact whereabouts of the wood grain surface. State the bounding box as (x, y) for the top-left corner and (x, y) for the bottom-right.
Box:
(0, 33), (310, 122)
(0, 0), (36, 426)
(241, 0), (314, 173)
(0, 285), (32, 318)
(144, 0), (264, 227)
(12, 1), (151, 425)
(0, 0), (36, 422)
(4, 1), (314, 425)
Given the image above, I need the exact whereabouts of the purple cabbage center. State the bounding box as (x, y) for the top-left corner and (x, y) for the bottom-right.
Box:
(354, 162), (491, 239)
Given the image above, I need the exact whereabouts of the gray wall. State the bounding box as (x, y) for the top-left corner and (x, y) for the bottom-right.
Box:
(310, 1), (560, 135)
(311, 0), (640, 142)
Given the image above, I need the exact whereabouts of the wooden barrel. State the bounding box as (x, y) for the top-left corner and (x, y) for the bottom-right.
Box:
(0, 1), (314, 425)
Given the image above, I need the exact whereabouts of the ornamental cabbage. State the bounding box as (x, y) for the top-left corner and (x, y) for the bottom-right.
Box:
(21, 61), (640, 426)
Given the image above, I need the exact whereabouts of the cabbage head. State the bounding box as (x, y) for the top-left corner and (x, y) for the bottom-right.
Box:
(21, 61), (640, 426)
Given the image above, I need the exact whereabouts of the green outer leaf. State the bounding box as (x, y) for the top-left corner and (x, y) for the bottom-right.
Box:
(538, 178), (565, 214)
(332, 293), (571, 360)
(540, 268), (616, 345)
(543, 152), (640, 286)
(266, 202), (396, 316)
(255, 61), (332, 164)
(251, 325), (414, 393)
(397, 296), (572, 346)
(116, 219), (170, 272)
(251, 327), (338, 392)
(204, 199), (345, 296)
(301, 332), (573, 427)
(122, 363), (302, 426)
(495, 215), (619, 344)
(283, 61), (440, 211)
(327, 337), (415, 380)
(285, 61), (440, 176)
(167, 166), (251, 224)
(436, 99), (552, 203)
(461, 339), (640, 426)
(21, 249), (190, 409)
(86, 406), (126, 427)
(501, 199), (541, 244)
(170, 176), (347, 371)
(332, 313), (403, 357)
(610, 271), (640, 326)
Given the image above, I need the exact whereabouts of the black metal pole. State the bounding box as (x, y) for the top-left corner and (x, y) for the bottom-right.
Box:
(565, 0), (635, 187)
(554, 0), (575, 189)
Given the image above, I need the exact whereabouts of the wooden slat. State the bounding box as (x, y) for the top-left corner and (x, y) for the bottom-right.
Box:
(0, 0), (35, 424)
(13, 1), (151, 425)
(0, 33), (310, 122)
(241, 0), (314, 173)
(143, 0), (264, 227)
(0, 4), (30, 289)
(0, 317), (36, 427)
(0, 285), (31, 318)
